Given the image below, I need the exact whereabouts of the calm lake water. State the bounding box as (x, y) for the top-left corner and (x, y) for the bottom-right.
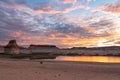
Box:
(55, 56), (120, 63)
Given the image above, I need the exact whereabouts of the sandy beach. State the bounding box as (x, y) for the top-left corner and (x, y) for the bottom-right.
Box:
(0, 59), (120, 80)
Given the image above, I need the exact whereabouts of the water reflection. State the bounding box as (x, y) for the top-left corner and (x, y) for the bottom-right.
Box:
(55, 56), (120, 63)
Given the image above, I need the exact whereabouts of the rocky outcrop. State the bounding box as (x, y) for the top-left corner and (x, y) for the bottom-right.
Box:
(29, 45), (58, 49)
(4, 40), (20, 54)
(29, 45), (59, 53)
(0, 45), (4, 53)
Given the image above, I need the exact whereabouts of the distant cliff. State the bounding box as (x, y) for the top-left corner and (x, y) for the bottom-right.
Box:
(0, 40), (120, 56)
(29, 45), (59, 53)
(29, 45), (58, 49)
(71, 46), (120, 50)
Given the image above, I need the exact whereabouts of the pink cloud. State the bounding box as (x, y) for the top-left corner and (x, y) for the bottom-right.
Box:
(35, 4), (89, 14)
(87, 0), (96, 2)
(8, 4), (25, 9)
(62, 0), (77, 4)
(93, 0), (120, 14)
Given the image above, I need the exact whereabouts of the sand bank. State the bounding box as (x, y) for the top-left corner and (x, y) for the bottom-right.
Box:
(0, 59), (120, 80)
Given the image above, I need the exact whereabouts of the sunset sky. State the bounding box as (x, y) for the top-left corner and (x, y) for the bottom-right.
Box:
(0, 0), (120, 48)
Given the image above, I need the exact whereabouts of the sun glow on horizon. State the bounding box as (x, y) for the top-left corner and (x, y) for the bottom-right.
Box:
(56, 56), (120, 63)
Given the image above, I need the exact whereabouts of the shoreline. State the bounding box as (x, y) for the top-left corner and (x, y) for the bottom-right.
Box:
(0, 55), (120, 64)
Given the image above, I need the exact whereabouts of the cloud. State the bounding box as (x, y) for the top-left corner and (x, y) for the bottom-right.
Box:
(61, 0), (96, 4)
(105, 4), (120, 13)
(93, 0), (120, 13)
(1, 0), (89, 14)
(62, 0), (77, 4)
(0, 0), (120, 48)
(87, 0), (96, 2)
(87, 0), (92, 2)
(35, 3), (89, 14)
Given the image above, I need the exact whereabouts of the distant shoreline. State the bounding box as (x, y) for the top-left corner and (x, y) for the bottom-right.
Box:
(0, 53), (120, 61)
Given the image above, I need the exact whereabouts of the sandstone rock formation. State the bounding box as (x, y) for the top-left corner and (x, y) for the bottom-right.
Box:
(0, 45), (4, 53)
(29, 45), (59, 53)
(29, 45), (58, 49)
(4, 40), (20, 54)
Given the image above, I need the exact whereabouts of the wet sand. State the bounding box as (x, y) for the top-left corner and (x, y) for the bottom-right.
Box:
(0, 59), (120, 80)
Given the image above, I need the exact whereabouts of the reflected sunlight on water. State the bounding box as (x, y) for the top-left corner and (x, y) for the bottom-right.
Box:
(55, 56), (120, 63)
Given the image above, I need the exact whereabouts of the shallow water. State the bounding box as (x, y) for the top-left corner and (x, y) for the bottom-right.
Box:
(55, 56), (120, 63)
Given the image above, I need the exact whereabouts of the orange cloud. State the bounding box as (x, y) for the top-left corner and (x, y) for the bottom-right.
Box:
(60, 36), (109, 47)
(9, 29), (120, 48)
(84, 26), (96, 33)
(42, 31), (110, 48)
(44, 29), (120, 48)
(107, 5), (120, 13)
